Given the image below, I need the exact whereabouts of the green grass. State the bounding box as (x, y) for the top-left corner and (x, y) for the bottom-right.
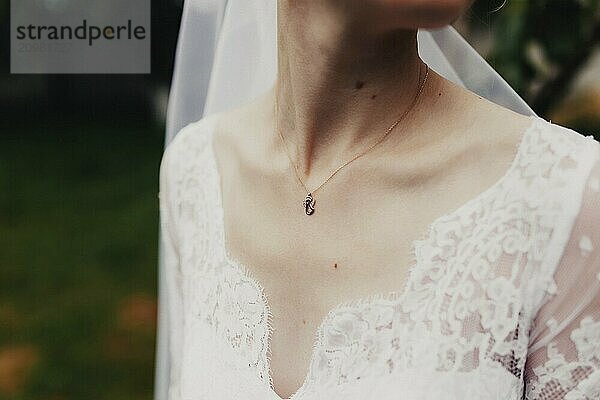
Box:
(0, 117), (164, 400)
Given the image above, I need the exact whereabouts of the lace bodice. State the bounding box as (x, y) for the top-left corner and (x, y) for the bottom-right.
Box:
(158, 114), (600, 400)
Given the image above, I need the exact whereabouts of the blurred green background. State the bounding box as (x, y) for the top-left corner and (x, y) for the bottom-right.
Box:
(1, 1), (599, 400)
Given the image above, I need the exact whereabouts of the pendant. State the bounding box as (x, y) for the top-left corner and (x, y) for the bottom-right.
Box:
(303, 193), (316, 215)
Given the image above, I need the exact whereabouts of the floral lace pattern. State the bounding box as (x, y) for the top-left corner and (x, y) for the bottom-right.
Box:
(525, 317), (600, 399)
(159, 114), (600, 400)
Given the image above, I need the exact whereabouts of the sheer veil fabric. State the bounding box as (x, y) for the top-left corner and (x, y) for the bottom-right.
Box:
(156, 1), (542, 399)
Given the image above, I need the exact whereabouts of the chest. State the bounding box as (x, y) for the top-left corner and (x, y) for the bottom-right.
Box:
(176, 157), (545, 400)
(178, 191), (537, 400)
(172, 121), (571, 399)
(222, 178), (431, 398)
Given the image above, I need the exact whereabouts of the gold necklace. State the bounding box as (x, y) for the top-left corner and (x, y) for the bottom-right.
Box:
(276, 62), (429, 216)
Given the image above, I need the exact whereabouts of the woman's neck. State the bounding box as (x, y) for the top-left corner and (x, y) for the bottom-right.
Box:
(274, 1), (427, 180)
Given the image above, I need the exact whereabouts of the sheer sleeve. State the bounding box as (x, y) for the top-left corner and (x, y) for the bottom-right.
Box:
(158, 143), (184, 400)
(524, 146), (600, 400)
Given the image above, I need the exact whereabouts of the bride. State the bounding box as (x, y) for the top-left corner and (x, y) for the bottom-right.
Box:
(156, 1), (600, 399)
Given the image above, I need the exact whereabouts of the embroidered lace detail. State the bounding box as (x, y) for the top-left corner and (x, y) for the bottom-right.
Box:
(164, 122), (274, 384)
(159, 114), (600, 400)
(525, 317), (600, 400)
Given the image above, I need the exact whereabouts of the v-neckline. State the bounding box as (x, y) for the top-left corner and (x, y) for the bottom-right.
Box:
(205, 114), (539, 400)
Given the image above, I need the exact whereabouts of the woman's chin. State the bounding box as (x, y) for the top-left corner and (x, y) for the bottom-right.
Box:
(370, 0), (473, 30)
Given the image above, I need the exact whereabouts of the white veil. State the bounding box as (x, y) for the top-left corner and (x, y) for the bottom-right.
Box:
(156, 1), (536, 398)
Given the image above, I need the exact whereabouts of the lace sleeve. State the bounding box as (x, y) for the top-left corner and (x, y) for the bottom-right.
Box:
(524, 147), (600, 400)
(159, 142), (184, 400)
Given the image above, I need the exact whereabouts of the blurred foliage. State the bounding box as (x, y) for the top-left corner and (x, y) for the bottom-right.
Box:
(470, 0), (600, 118)
(0, 118), (164, 400)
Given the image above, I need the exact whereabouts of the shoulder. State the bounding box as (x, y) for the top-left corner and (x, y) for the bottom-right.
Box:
(163, 114), (221, 167)
(540, 119), (600, 245)
(522, 118), (599, 210)
(168, 89), (272, 163)
(159, 88), (273, 191)
(440, 76), (597, 163)
(525, 120), (600, 311)
(527, 126), (600, 349)
(158, 113), (226, 219)
(564, 124), (600, 249)
(159, 112), (225, 185)
(522, 118), (599, 232)
(503, 116), (600, 187)
(530, 117), (599, 159)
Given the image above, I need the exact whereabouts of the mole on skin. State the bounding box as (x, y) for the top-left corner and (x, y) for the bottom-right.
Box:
(333, 263), (338, 269)
(355, 80), (365, 90)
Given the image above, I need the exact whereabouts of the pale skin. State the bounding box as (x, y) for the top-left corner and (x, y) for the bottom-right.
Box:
(211, 1), (533, 398)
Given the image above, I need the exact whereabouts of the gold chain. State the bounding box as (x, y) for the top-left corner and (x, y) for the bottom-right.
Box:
(276, 62), (430, 215)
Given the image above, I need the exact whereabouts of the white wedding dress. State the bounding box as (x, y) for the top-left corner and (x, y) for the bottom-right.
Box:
(159, 111), (600, 400)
